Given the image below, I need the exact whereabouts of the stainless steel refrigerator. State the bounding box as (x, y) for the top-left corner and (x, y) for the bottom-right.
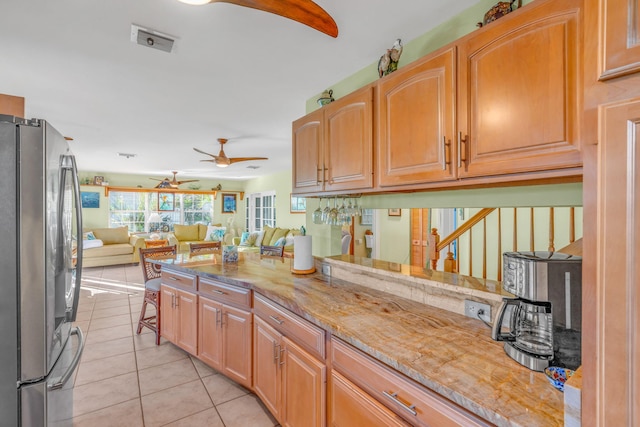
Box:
(0, 114), (84, 426)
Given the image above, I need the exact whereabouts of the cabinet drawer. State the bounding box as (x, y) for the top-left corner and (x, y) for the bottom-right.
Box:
(330, 337), (490, 427)
(161, 269), (196, 291)
(199, 277), (251, 309)
(254, 293), (325, 360)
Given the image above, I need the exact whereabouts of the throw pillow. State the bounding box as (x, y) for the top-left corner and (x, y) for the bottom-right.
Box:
(205, 226), (226, 242)
(285, 231), (295, 247)
(83, 231), (96, 240)
(174, 224), (199, 241)
(262, 225), (277, 247)
(244, 232), (259, 247)
(274, 237), (286, 247)
(269, 227), (289, 246)
(239, 231), (250, 246)
(254, 230), (265, 247)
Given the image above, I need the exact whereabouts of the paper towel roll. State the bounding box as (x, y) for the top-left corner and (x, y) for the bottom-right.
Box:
(293, 235), (315, 273)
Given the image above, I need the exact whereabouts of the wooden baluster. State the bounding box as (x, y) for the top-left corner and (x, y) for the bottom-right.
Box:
(455, 237), (460, 273)
(530, 208), (535, 251)
(513, 207), (518, 252)
(497, 208), (502, 282)
(548, 207), (555, 252)
(469, 228), (473, 277)
(428, 228), (440, 270)
(569, 207), (575, 243)
(482, 217), (487, 279)
(444, 245), (456, 273)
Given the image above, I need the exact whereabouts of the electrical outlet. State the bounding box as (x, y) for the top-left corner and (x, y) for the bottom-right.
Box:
(321, 264), (331, 276)
(464, 300), (491, 323)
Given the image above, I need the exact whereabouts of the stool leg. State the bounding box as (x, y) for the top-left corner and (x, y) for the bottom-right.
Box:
(137, 299), (148, 335)
(155, 292), (161, 345)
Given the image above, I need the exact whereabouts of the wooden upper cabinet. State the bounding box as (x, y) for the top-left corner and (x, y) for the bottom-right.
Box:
(292, 109), (323, 193)
(323, 85), (374, 192)
(377, 47), (457, 188)
(599, 0), (640, 80)
(457, 0), (582, 179)
(292, 86), (374, 194)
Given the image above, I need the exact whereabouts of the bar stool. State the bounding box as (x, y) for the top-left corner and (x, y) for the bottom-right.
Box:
(137, 245), (176, 345)
(260, 245), (284, 257)
(189, 241), (221, 254)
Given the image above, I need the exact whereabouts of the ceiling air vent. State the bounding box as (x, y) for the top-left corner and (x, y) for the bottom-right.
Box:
(130, 24), (175, 53)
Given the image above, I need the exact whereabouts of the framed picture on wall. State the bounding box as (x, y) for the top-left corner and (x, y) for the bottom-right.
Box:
(360, 209), (373, 225)
(222, 193), (237, 213)
(388, 208), (401, 216)
(290, 194), (306, 213)
(158, 193), (175, 211)
(80, 191), (100, 208)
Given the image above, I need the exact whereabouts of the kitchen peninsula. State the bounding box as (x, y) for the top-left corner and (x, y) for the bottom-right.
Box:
(154, 252), (564, 427)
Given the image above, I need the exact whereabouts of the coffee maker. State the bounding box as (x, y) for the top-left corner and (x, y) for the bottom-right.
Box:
(491, 251), (582, 371)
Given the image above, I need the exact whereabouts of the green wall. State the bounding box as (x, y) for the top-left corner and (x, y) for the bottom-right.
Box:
(305, 0), (536, 112)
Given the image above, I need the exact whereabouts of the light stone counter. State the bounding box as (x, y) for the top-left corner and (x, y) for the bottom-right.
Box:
(156, 252), (564, 427)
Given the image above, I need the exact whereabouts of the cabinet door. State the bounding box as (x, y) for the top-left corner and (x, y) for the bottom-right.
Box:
(323, 86), (374, 192)
(160, 285), (176, 343)
(592, 98), (640, 426)
(222, 305), (252, 389)
(457, 0), (582, 178)
(599, 0), (640, 80)
(198, 297), (222, 371)
(292, 109), (324, 194)
(281, 337), (326, 427)
(378, 48), (456, 188)
(176, 289), (198, 355)
(329, 371), (409, 427)
(253, 316), (283, 422)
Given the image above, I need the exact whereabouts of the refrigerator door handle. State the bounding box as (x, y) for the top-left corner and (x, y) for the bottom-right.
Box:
(48, 327), (84, 391)
(62, 154), (83, 322)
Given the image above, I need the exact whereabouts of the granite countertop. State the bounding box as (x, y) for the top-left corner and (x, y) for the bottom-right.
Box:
(155, 252), (564, 427)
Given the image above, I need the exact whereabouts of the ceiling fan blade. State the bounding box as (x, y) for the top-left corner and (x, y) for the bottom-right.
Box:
(150, 177), (169, 182)
(177, 179), (200, 184)
(210, 0), (338, 37)
(229, 156), (269, 164)
(193, 147), (219, 158)
(200, 159), (217, 163)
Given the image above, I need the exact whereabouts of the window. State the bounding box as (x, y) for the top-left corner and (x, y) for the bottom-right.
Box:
(109, 192), (147, 232)
(246, 191), (276, 232)
(109, 191), (214, 232)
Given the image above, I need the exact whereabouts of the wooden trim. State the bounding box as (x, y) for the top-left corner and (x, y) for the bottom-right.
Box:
(436, 208), (495, 251)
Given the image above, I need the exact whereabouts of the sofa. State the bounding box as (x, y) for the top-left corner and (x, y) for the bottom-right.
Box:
(167, 224), (238, 252)
(238, 225), (300, 255)
(81, 226), (145, 268)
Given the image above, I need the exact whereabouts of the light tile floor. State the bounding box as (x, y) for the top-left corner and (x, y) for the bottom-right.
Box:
(66, 264), (278, 427)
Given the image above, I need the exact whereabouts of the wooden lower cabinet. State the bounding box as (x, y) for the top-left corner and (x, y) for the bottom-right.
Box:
(197, 294), (252, 389)
(253, 315), (326, 427)
(330, 337), (489, 427)
(160, 284), (198, 355)
(329, 370), (409, 427)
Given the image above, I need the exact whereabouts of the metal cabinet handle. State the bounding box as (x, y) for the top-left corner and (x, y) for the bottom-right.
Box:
(269, 315), (284, 325)
(458, 132), (468, 168)
(383, 391), (417, 416)
(169, 276), (178, 281)
(212, 289), (225, 295)
(442, 136), (451, 171)
(174, 294), (179, 308)
(279, 347), (285, 366)
(273, 342), (280, 364)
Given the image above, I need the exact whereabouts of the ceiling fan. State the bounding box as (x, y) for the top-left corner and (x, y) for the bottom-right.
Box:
(194, 138), (268, 168)
(176, 0), (338, 38)
(151, 171), (200, 189)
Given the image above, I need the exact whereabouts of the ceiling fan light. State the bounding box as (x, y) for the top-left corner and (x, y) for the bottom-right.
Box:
(216, 163), (229, 168)
(177, 0), (211, 5)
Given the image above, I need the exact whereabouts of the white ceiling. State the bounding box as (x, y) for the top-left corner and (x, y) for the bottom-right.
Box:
(0, 0), (480, 181)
